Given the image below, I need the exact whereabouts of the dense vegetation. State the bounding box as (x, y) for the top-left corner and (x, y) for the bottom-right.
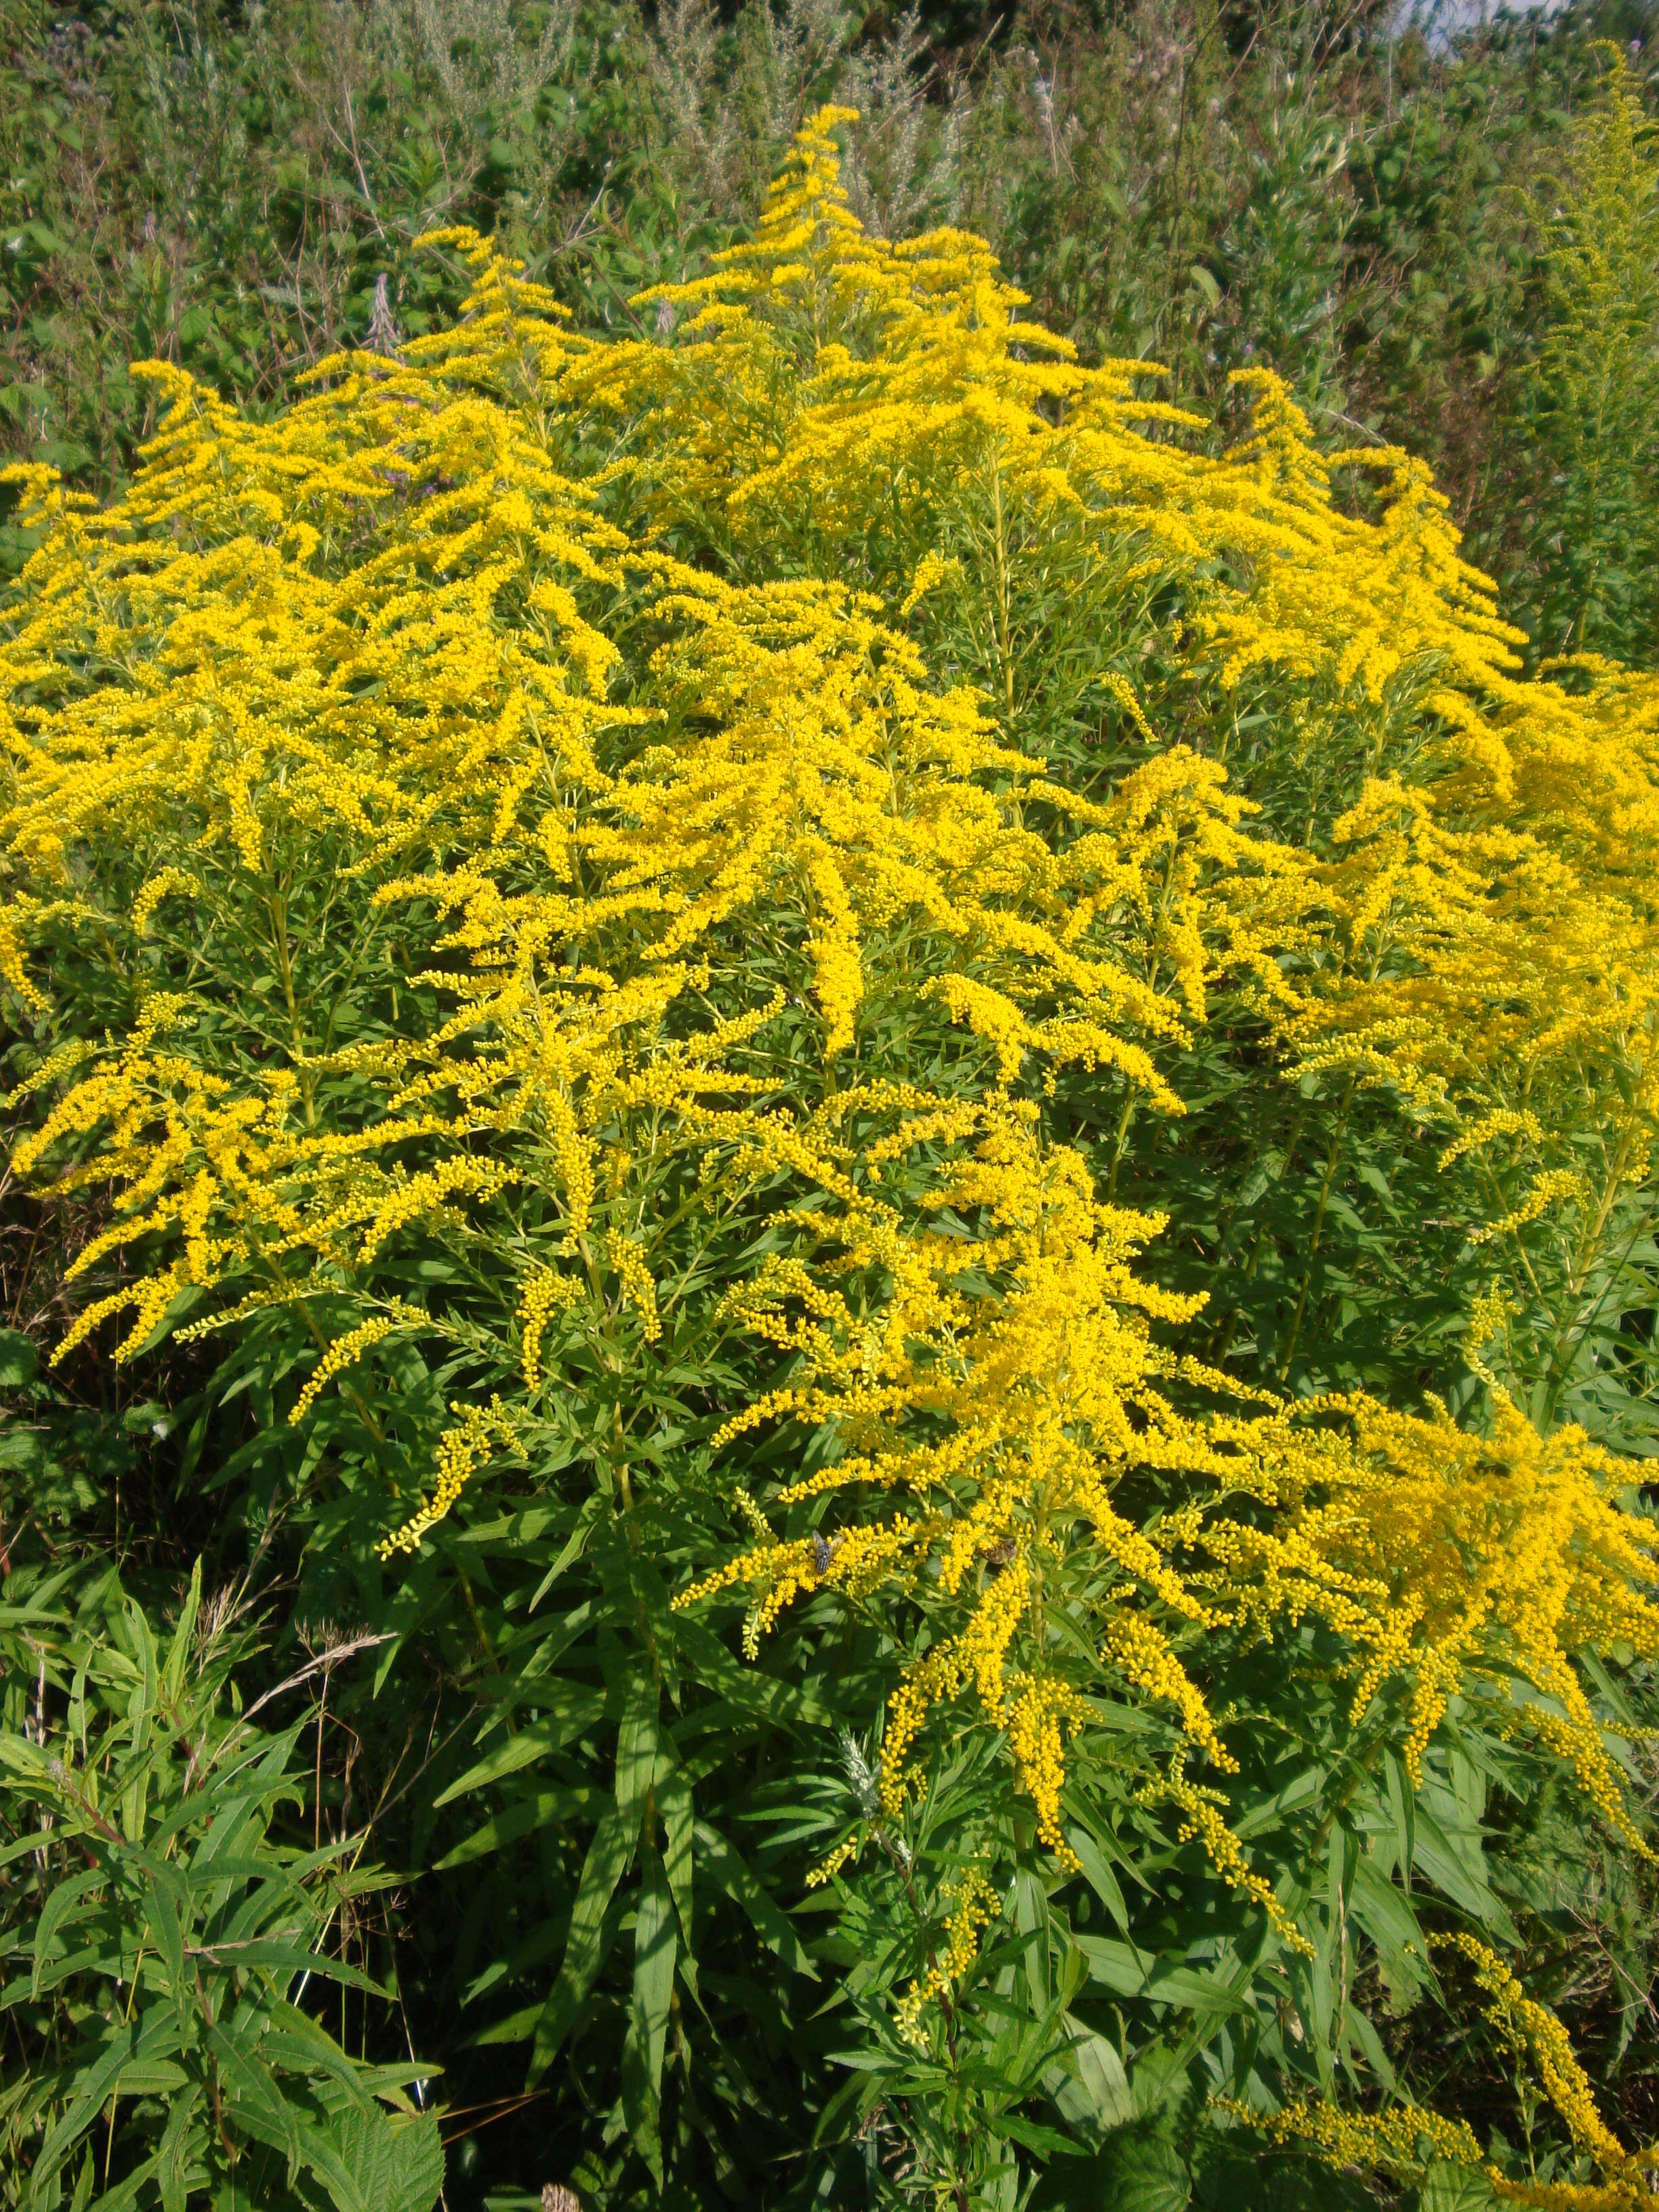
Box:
(3, 6), (1659, 2211)
(4, 0), (1659, 659)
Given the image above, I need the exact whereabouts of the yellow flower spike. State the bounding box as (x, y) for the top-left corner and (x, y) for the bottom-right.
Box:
(1215, 2095), (1487, 2190)
(377, 1399), (518, 1557)
(288, 1306), (419, 1428)
(1158, 1761), (1313, 1957)
(518, 1269), (583, 1389)
(1223, 1936), (1657, 2209)
(1440, 1934), (1634, 2175)
(1005, 1677), (1088, 1870)
(603, 1229), (661, 1342)
(804, 1833), (864, 1890)
(894, 1867), (1000, 2049)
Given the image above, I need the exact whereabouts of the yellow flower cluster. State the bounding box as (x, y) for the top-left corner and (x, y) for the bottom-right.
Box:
(287, 1305), (418, 1428)
(518, 1269), (583, 1391)
(1441, 1935), (1631, 2175)
(1227, 1937), (1659, 2211)
(380, 1401), (518, 1557)
(569, 101), (1659, 1319)
(1157, 1763), (1312, 1957)
(3, 103), (1657, 2116)
(1005, 1677), (1090, 1869)
(1219, 2094), (1484, 2182)
(1304, 1397), (1659, 1845)
(893, 1866), (1000, 2049)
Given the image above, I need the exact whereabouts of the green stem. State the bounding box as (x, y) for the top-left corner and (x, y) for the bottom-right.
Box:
(1277, 1080), (1355, 1385)
(268, 884), (316, 1132)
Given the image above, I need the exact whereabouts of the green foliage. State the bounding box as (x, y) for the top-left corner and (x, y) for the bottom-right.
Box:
(0, 1563), (439, 2211)
(0, 0), (582, 546)
(1508, 49), (1659, 665)
(3, 0), (1657, 612)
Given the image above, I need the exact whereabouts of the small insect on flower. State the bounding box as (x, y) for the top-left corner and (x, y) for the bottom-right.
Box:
(812, 1531), (844, 1577)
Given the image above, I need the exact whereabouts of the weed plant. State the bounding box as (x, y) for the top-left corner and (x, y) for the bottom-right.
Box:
(4, 101), (1659, 2209)
(3, 0), (1658, 664)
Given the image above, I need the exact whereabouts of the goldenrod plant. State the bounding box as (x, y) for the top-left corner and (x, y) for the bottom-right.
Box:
(4, 107), (1659, 2210)
(1509, 47), (1659, 669)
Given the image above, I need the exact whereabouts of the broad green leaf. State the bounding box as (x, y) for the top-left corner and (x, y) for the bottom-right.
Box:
(0, 1327), (39, 1387)
(308, 2106), (438, 2212)
(1047, 2019), (1134, 2137)
(1032, 2125), (1191, 2212)
(1416, 2163), (1499, 2211)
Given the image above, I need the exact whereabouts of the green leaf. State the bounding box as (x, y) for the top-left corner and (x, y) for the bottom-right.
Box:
(1411, 1802), (1514, 1936)
(196, 1938), (388, 1994)
(1067, 1826), (1130, 1933)
(153, 2085), (203, 2212)
(527, 1805), (633, 2082)
(529, 1506), (595, 1610)
(0, 1327), (39, 1387)
(1385, 1753), (1416, 1890)
(432, 1685), (606, 1806)
(620, 1836), (676, 2184)
(434, 1784), (608, 1870)
(201, 2022), (304, 2162)
(693, 1821), (817, 1980)
(308, 2106), (442, 2212)
(386, 2111), (445, 2212)
(302, 2120), (380, 2212)
(33, 1868), (106, 1994)
(1416, 2163), (1499, 2212)
(262, 2003), (390, 2106)
(1349, 1857), (1430, 2005)
(1047, 2018), (1135, 2139)
(614, 1666), (660, 1828)
(161, 1560), (202, 1703)
(672, 1617), (835, 1727)
(1032, 2125), (1191, 2212)
(659, 1768), (695, 1960)
(37, 2018), (146, 2175)
(1076, 1937), (1242, 2016)
(1345, 2002), (1397, 2092)
(144, 1869), (186, 1994)
(1195, 2148), (1376, 2211)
